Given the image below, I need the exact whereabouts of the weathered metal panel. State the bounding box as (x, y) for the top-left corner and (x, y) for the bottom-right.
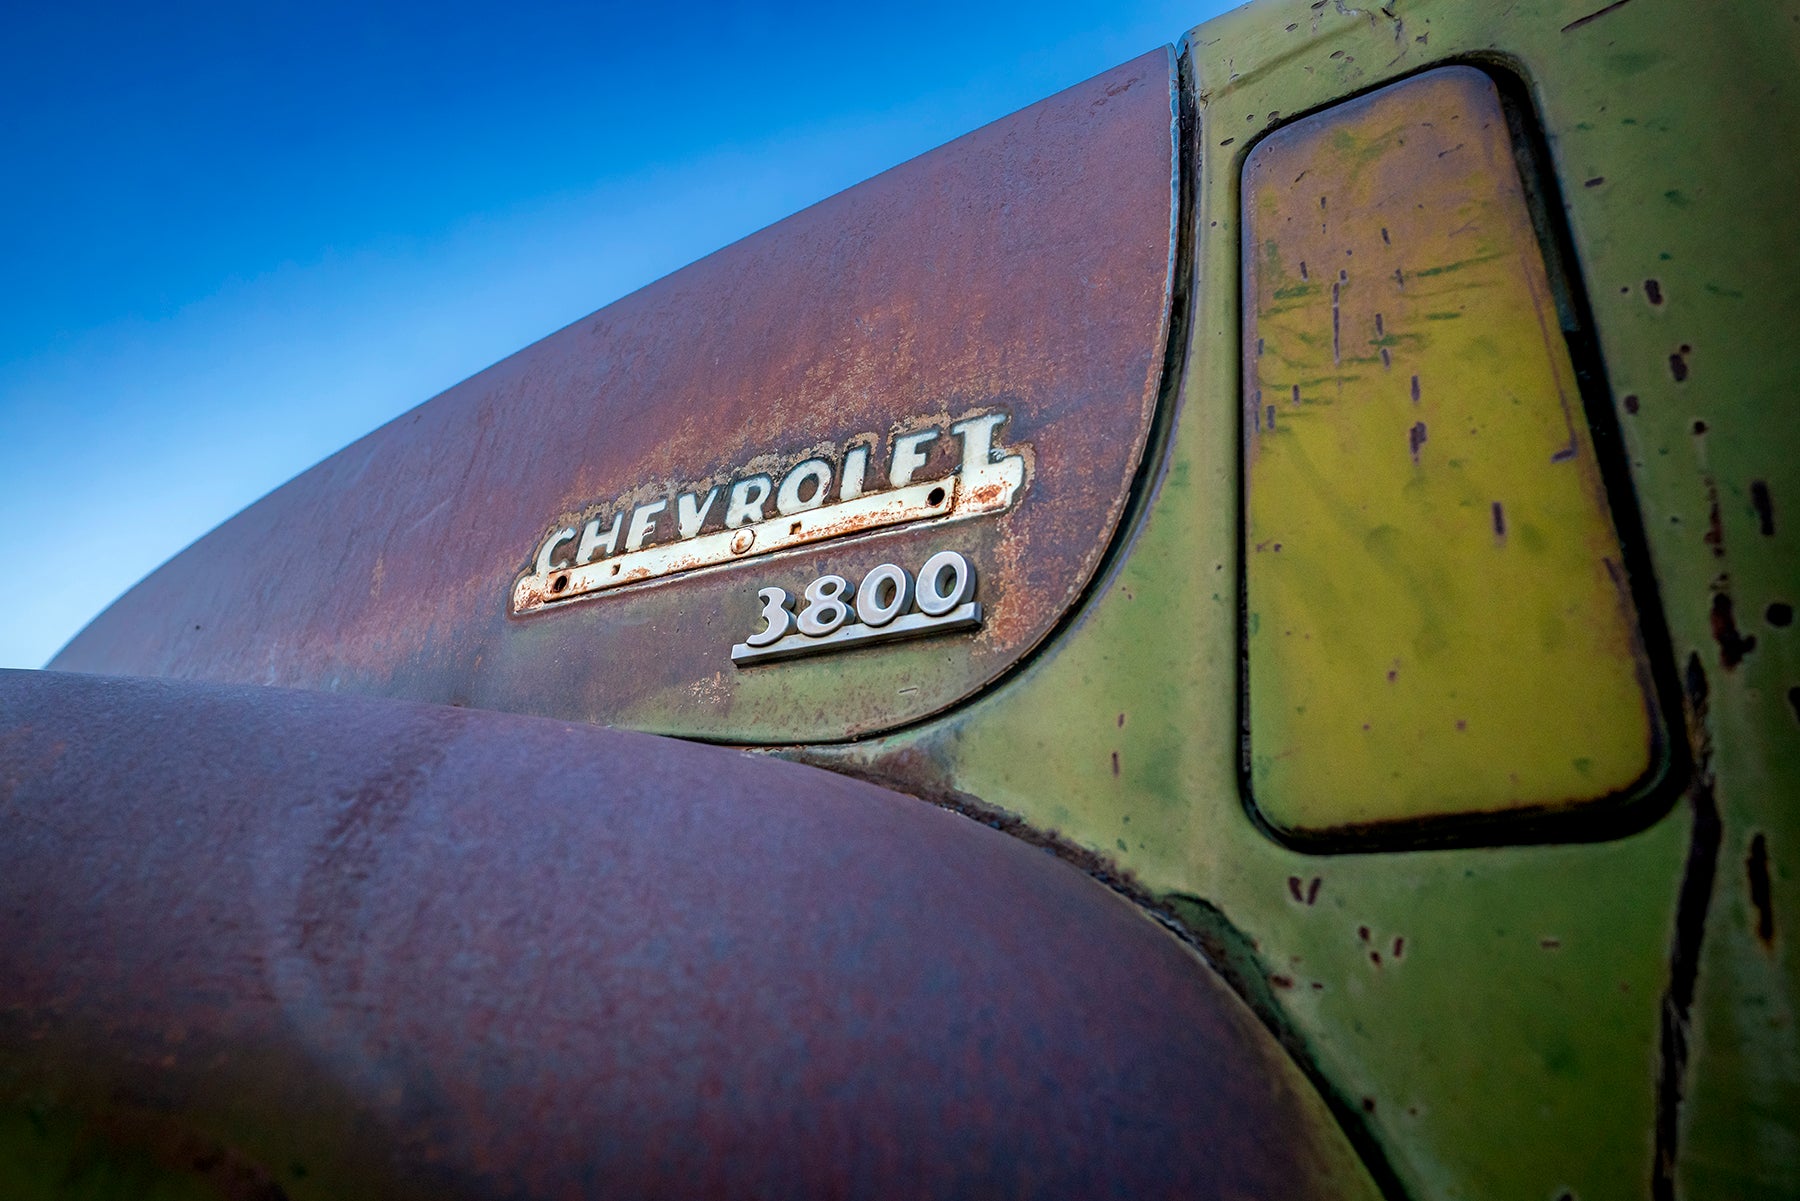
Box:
(0, 669), (1380, 1200)
(49, 50), (1180, 745)
(1241, 66), (1662, 840)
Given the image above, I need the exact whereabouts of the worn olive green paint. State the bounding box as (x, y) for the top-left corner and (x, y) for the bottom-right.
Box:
(795, 1), (1799, 1197)
(1242, 65), (1660, 837)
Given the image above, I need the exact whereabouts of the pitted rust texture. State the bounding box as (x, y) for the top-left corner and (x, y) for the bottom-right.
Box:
(0, 670), (1376, 1199)
(52, 50), (1180, 744)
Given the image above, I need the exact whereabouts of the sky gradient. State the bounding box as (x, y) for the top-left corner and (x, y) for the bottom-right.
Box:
(1, 0), (1232, 668)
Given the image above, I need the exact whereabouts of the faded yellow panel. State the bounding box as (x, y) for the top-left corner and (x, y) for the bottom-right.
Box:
(1243, 67), (1660, 840)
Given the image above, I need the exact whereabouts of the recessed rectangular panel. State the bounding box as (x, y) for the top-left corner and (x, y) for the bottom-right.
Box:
(1242, 67), (1662, 841)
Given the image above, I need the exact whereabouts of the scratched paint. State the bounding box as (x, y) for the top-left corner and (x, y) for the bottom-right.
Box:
(1241, 66), (1663, 838)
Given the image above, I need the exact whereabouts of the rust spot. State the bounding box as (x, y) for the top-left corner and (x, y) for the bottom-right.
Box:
(1704, 483), (1725, 559)
(1789, 686), (1800, 725)
(1686, 649), (1710, 711)
(1491, 501), (1507, 539)
(1583, 176), (1606, 188)
(1623, 394), (1640, 414)
(1270, 973), (1296, 989)
(1670, 347), (1691, 382)
(1331, 279), (1342, 363)
(1410, 374), (1420, 404)
(1747, 833), (1775, 951)
(1644, 279), (1664, 305)
(1361, 1097), (1377, 1113)
(1307, 877), (1321, 905)
(1391, 936), (1404, 958)
(1110, 750), (1120, 777)
(1750, 480), (1775, 536)
(1768, 603), (1793, 627)
(1357, 925), (1371, 942)
(1289, 875), (1306, 903)
(1711, 593), (1757, 669)
(1409, 421), (1428, 462)
(1541, 937), (1562, 949)
(1691, 420), (1707, 435)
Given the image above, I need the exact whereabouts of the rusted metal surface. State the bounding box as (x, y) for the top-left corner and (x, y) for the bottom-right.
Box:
(51, 50), (1179, 745)
(0, 669), (1378, 1199)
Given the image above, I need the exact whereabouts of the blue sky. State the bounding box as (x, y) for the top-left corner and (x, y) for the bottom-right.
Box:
(1, 0), (1231, 669)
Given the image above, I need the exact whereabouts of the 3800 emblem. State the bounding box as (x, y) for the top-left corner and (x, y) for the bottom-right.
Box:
(730, 551), (982, 666)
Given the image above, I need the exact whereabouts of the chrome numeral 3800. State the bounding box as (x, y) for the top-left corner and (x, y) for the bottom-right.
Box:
(730, 551), (982, 666)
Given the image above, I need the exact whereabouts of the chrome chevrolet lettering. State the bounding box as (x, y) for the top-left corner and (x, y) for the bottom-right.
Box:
(512, 411), (1028, 614)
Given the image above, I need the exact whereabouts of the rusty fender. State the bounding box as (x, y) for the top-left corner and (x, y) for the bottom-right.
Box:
(0, 670), (1368, 1200)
